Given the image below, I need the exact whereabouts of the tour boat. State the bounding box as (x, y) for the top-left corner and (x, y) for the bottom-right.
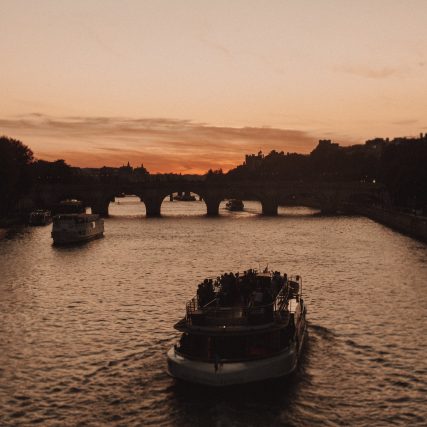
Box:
(167, 270), (307, 386)
(51, 200), (104, 245)
(29, 209), (52, 226)
(225, 199), (244, 211)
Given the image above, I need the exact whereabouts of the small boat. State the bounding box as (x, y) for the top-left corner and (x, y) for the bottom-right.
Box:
(29, 209), (52, 226)
(167, 269), (307, 386)
(174, 192), (196, 201)
(51, 200), (104, 245)
(225, 199), (244, 211)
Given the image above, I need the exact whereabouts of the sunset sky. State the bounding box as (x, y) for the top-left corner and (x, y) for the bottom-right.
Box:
(1, 0), (427, 173)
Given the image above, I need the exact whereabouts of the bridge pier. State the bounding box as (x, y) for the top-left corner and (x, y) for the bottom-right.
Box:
(261, 199), (278, 216)
(144, 195), (163, 217)
(204, 196), (222, 216)
(91, 198), (111, 217)
(320, 206), (338, 215)
(319, 194), (339, 215)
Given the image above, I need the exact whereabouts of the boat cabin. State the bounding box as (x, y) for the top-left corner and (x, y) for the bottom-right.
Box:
(174, 271), (304, 362)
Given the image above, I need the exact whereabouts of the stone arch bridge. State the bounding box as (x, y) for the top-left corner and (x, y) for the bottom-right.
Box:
(32, 178), (383, 217)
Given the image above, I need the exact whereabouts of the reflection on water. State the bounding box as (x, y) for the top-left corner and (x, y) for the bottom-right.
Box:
(0, 200), (426, 426)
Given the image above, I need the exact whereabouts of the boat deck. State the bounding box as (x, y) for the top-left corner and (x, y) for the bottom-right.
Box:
(181, 272), (302, 331)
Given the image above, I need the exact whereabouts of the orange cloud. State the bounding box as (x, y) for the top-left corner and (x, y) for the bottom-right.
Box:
(0, 114), (335, 173)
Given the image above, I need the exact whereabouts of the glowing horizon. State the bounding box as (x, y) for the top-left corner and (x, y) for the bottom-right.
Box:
(1, 1), (426, 172)
(1, 113), (328, 173)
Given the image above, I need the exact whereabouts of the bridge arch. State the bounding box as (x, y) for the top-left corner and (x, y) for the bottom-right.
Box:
(108, 194), (145, 216)
(139, 188), (223, 217)
(279, 192), (323, 210)
(160, 191), (206, 216)
(229, 190), (281, 216)
(345, 191), (381, 206)
(277, 188), (380, 214)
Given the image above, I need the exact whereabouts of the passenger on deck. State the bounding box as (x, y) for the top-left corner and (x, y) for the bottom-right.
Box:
(204, 269), (290, 308)
(206, 279), (215, 302)
(239, 277), (251, 304)
(262, 288), (273, 304)
(252, 289), (264, 306)
(197, 279), (216, 307)
(283, 273), (288, 292)
(271, 271), (282, 297)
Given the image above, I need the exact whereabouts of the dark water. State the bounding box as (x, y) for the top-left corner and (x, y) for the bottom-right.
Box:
(1, 200), (426, 426)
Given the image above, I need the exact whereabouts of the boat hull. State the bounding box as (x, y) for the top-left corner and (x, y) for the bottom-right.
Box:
(51, 215), (104, 245)
(167, 338), (303, 387)
(51, 230), (104, 245)
(52, 218), (104, 245)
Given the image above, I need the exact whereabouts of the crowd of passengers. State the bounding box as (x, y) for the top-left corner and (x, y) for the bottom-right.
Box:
(197, 270), (291, 308)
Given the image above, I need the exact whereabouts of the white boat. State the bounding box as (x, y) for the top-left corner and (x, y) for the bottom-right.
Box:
(51, 200), (104, 245)
(167, 270), (307, 386)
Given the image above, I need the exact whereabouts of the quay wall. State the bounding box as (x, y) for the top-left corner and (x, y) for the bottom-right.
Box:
(356, 206), (427, 243)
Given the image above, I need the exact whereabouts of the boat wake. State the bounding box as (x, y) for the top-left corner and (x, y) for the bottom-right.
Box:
(308, 323), (335, 340)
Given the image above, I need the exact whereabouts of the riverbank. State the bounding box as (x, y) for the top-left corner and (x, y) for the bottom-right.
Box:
(356, 206), (427, 243)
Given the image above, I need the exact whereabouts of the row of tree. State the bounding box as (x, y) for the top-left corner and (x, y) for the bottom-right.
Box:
(0, 137), (34, 218)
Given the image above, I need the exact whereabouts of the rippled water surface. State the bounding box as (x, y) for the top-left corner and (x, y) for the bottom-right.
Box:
(1, 199), (427, 426)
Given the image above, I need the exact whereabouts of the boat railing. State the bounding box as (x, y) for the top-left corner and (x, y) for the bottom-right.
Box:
(185, 285), (293, 327)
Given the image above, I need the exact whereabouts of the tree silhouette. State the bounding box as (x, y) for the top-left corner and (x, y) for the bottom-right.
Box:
(0, 136), (33, 217)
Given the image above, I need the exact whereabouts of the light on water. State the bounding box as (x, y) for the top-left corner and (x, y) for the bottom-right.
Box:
(0, 200), (426, 426)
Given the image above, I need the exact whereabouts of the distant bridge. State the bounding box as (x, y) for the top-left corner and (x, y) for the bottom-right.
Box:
(30, 176), (385, 217)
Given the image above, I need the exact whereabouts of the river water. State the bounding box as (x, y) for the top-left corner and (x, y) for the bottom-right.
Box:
(0, 199), (426, 426)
